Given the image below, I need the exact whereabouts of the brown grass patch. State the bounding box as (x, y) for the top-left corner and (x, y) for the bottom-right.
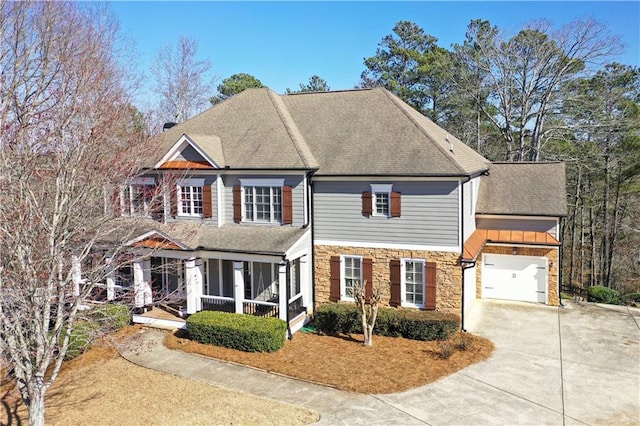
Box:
(1, 326), (319, 425)
(165, 330), (494, 394)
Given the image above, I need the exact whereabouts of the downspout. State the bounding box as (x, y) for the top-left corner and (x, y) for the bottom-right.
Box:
(309, 174), (316, 315)
(559, 217), (564, 307)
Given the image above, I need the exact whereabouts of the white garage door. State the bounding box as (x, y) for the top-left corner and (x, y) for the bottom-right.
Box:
(482, 254), (547, 303)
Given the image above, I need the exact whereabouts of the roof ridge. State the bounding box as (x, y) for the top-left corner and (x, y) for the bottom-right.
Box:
(378, 88), (467, 175)
(267, 90), (319, 169)
(283, 87), (374, 96)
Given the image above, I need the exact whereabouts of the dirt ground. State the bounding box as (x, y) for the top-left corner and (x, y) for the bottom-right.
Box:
(165, 329), (494, 394)
(1, 328), (319, 425)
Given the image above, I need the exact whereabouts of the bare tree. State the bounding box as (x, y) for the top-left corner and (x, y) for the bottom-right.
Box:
(0, 2), (153, 424)
(151, 36), (215, 123)
(352, 281), (383, 346)
(454, 18), (622, 161)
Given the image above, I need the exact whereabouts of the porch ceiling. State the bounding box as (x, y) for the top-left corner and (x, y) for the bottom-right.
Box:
(463, 228), (560, 261)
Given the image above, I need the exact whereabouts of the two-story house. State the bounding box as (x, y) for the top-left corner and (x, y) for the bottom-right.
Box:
(93, 87), (565, 333)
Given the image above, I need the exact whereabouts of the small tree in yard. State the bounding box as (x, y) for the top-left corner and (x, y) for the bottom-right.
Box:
(0, 2), (154, 425)
(352, 281), (383, 346)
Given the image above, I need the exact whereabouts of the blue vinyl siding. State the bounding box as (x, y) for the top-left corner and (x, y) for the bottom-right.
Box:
(313, 180), (460, 247)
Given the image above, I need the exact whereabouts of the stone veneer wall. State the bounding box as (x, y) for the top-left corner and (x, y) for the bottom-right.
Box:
(475, 245), (560, 306)
(314, 245), (462, 313)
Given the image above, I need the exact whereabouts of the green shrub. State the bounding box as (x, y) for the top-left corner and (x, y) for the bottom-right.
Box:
(313, 303), (361, 334)
(186, 311), (287, 352)
(64, 321), (99, 360)
(621, 292), (640, 306)
(313, 303), (459, 341)
(87, 304), (131, 332)
(588, 286), (620, 304)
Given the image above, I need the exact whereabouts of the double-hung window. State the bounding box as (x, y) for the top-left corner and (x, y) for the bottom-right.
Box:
(241, 179), (283, 223)
(178, 179), (204, 217)
(371, 184), (393, 217)
(403, 259), (425, 307)
(342, 255), (362, 300)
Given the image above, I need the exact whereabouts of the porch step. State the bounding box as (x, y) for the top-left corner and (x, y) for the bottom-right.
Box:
(158, 303), (188, 318)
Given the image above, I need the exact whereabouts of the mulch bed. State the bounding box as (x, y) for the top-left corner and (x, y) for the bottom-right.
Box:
(165, 330), (494, 394)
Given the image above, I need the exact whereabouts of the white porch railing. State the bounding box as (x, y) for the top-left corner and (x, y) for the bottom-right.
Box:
(199, 295), (280, 318)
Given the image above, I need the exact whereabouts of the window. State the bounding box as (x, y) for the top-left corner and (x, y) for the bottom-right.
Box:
(244, 186), (281, 222)
(130, 184), (155, 215)
(371, 184), (392, 217)
(179, 185), (203, 216)
(342, 256), (362, 299)
(403, 259), (425, 307)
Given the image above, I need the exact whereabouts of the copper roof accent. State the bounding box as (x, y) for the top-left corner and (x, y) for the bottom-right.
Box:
(132, 238), (182, 250)
(462, 228), (561, 261)
(158, 160), (214, 170)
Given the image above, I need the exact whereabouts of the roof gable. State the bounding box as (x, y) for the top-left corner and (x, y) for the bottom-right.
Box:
(155, 134), (223, 169)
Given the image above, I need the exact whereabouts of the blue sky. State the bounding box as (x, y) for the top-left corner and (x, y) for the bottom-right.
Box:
(109, 1), (640, 109)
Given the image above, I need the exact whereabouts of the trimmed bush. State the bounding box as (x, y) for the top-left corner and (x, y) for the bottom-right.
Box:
(313, 303), (459, 341)
(186, 311), (287, 352)
(87, 304), (131, 332)
(64, 321), (99, 360)
(621, 292), (640, 306)
(588, 286), (620, 305)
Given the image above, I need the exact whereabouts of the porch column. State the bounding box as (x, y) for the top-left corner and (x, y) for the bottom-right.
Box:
(71, 252), (82, 297)
(105, 257), (115, 301)
(233, 261), (244, 314)
(278, 261), (287, 322)
(185, 258), (203, 314)
(142, 258), (152, 307)
(133, 260), (145, 309)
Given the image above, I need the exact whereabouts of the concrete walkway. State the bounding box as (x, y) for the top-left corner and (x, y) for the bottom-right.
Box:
(119, 300), (640, 425)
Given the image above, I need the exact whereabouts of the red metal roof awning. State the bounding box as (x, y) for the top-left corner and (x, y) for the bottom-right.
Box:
(463, 229), (560, 261)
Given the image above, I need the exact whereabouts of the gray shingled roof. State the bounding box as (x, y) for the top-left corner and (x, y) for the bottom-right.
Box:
(476, 162), (567, 217)
(149, 87), (490, 176)
(148, 89), (318, 170)
(144, 221), (309, 255)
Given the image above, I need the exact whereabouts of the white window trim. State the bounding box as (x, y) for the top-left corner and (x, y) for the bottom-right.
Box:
(240, 178), (284, 187)
(240, 178), (284, 224)
(177, 185), (204, 217)
(128, 184), (151, 217)
(340, 255), (363, 301)
(371, 184), (393, 217)
(401, 258), (426, 308)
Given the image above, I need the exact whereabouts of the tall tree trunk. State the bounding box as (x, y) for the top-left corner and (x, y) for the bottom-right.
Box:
(601, 150), (610, 287)
(25, 380), (47, 426)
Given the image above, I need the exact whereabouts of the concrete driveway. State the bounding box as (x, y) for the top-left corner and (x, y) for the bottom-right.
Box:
(121, 300), (639, 425)
(378, 299), (640, 425)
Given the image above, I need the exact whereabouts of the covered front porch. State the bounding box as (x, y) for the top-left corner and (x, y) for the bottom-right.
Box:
(122, 225), (312, 334)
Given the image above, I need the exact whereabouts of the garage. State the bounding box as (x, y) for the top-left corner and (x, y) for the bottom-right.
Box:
(482, 254), (547, 303)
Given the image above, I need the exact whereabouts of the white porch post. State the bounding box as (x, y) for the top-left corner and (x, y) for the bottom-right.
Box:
(105, 257), (115, 301)
(185, 258), (203, 314)
(301, 256), (310, 308)
(233, 261), (244, 314)
(133, 260), (145, 309)
(71, 252), (81, 297)
(278, 261), (287, 322)
(142, 258), (152, 307)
